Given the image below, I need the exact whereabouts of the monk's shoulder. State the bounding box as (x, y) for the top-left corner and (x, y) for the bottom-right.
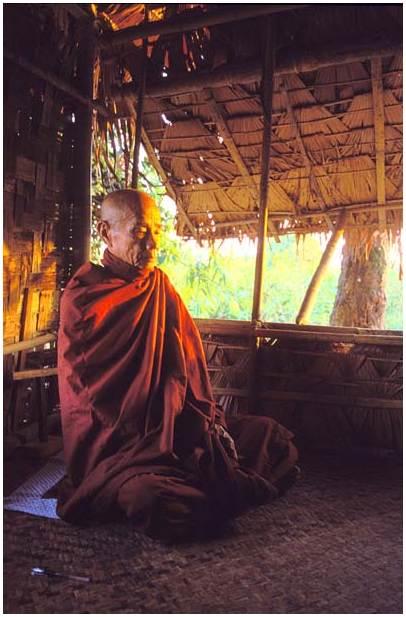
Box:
(60, 263), (109, 319)
(65, 262), (108, 290)
(155, 268), (179, 297)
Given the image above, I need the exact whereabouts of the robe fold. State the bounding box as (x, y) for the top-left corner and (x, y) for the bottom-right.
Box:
(57, 250), (298, 540)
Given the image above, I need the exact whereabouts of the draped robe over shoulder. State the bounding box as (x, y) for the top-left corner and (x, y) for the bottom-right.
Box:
(57, 250), (297, 539)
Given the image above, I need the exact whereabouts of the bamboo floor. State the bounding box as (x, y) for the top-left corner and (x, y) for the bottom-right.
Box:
(4, 450), (402, 614)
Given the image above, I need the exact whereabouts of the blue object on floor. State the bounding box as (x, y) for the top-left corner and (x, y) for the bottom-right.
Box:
(4, 452), (65, 520)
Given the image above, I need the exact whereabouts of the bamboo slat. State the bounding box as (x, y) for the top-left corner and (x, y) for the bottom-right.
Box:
(196, 319), (403, 345)
(211, 387), (402, 409)
(257, 371), (402, 386)
(3, 334), (56, 355)
(261, 390), (403, 409)
(13, 367), (58, 381)
(255, 328), (403, 346)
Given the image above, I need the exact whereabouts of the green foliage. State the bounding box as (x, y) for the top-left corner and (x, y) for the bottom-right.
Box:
(261, 235), (340, 324)
(91, 149), (402, 330)
(385, 268), (403, 330)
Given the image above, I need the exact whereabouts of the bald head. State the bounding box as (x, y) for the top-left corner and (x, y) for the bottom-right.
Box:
(98, 189), (161, 271)
(101, 189), (157, 225)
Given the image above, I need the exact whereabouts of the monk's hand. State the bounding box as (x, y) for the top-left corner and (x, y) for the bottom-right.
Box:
(216, 424), (238, 462)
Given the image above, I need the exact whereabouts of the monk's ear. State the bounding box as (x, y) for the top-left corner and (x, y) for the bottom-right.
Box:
(98, 220), (111, 246)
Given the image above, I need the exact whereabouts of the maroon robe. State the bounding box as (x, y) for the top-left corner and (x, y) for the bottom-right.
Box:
(57, 250), (297, 540)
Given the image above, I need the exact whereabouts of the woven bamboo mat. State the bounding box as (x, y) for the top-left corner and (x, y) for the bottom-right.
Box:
(4, 451), (402, 614)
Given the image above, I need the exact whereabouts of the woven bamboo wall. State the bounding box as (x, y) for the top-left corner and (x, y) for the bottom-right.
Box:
(3, 6), (91, 437)
(3, 7), (81, 345)
(200, 324), (402, 453)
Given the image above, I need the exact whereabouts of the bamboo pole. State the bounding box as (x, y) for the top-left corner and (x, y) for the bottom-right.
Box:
(210, 388), (403, 410)
(132, 9), (148, 188)
(4, 48), (107, 117)
(252, 17), (276, 322)
(4, 333), (56, 356)
(254, 328), (402, 346)
(195, 317), (402, 338)
(203, 200), (402, 230)
(196, 320), (402, 345)
(13, 368), (58, 381)
(72, 20), (96, 264)
(100, 4), (309, 49)
(296, 209), (348, 325)
(248, 17), (276, 409)
(110, 38), (401, 101)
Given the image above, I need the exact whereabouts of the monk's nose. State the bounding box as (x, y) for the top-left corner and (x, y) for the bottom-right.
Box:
(145, 234), (157, 250)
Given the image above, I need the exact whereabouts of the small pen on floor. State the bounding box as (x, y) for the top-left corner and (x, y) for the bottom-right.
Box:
(31, 567), (91, 583)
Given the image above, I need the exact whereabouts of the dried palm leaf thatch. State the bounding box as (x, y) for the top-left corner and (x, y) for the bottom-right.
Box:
(92, 4), (402, 245)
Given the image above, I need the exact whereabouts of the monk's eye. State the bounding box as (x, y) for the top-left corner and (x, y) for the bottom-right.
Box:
(131, 226), (147, 238)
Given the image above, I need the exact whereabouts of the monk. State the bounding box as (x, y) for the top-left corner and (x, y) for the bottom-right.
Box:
(57, 189), (299, 541)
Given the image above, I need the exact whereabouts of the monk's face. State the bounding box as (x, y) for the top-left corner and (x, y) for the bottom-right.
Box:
(100, 195), (161, 271)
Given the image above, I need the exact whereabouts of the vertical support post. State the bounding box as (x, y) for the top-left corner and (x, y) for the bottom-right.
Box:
(72, 18), (95, 264)
(251, 16), (276, 322)
(248, 17), (276, 411)
(132, 8), (148, 188)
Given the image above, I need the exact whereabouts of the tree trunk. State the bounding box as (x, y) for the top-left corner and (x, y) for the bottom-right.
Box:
(330, 232), (387, 328)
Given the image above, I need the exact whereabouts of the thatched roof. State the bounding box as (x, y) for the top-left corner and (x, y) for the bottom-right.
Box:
(92, 3), (402, 240)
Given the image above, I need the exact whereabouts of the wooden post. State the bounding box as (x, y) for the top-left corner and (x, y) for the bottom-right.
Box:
(296, 209), (348, 325)
(132, 9), (148, 188)
(71, 18), (95, 264)
(248, 16), (276, 409)
(252, 16), (276, 322)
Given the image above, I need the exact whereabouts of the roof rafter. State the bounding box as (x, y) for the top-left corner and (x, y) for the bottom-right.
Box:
(207, 93), (258, 197)
(280, 79), (334, 229)
(371, 57), (387, 228)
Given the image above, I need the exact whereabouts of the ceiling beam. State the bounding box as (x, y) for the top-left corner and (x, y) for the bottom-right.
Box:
(189, 200), (402, 229)
(371, 57), (387, 228)
(5, 48), (108, 117)
(110, 37), (401, 101)
(100, 4), (309, 49)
